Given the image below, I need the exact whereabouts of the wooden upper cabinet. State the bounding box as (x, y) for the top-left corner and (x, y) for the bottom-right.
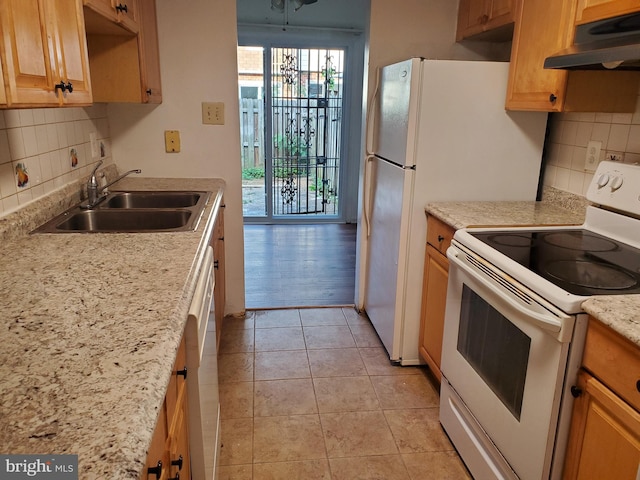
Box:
(48, 0), (93, 105)
(457, 0), (516, 41)
(505, 0), (573, 111)
(506, 0), (640, 112)
(0, 60), (6, 106)
(576, 0), (640, 24)
(83, 0), (139, 34)
(0, 0), (92, 107)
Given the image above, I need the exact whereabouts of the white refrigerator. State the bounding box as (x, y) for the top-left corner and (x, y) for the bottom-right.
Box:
(361, 58), (548, 365)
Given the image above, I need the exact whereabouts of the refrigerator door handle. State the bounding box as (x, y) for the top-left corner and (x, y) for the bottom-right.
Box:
(363, 154), (375, 237)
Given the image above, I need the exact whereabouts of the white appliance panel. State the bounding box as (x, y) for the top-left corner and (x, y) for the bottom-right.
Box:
(361, 59), (548, 366)
(365, 157), (413, 359)
(374, 58), (420, 167)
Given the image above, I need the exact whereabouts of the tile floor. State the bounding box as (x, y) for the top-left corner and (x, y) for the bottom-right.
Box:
(216, 308), (472, 480)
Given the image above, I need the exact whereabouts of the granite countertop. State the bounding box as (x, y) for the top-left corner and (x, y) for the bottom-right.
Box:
(425, 200), (640, 349)
(0, 174), (225, 479)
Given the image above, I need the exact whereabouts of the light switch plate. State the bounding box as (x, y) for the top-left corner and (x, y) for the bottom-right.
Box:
(202, 102), (224, 125)
(165, 130), (180, 153)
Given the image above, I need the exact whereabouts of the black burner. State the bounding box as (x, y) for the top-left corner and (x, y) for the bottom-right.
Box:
(470, 229), (640, 296)
(543, 232), (618, 252)
(545, 260), (638, 290)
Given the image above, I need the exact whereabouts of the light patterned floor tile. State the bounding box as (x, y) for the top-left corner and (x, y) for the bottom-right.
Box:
(218, 353), (254, 384)
(370, 374), (439, 409)
(313, 376), (379, 413)
(329, 455), (410, 480)
(217, 464), (253, 480)
(253, 459), (331, 479)
(254, 350), (310, 380)
(358, 347), (423, 376)
(219, 381), (254, 419)
(253, 414), (326, 463)
(384, 408), (454, 453)
(349, 323), (383, 348)
(402, 452), (473, 480)
(254, 309), (301, 328)
(307, 348), (367, 377)
(303, 325), (356, 349)
(255, 326), (305, 351)
(220, 417), (253, 466)
(320, 411), (398, 458)
(220, 327), (255, 354)
(254, 378), (318, 416)
(300, 308), (348, 326)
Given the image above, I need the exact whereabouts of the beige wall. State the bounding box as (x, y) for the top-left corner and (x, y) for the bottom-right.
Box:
(107, 0), (245, 315)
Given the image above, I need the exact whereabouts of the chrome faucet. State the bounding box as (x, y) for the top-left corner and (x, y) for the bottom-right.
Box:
(83, 160), (142, 208)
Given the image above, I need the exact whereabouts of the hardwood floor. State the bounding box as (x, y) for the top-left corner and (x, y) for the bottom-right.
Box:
(243, 224), (357, 308)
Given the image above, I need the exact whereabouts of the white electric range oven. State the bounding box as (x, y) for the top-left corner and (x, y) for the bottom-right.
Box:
(439, 161), (640, 480)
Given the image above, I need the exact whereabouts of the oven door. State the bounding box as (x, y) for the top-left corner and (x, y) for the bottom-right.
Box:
(440, 242), (575, 480)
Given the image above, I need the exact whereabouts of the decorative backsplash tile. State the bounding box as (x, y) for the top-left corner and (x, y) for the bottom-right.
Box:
(543, 91), (640, 197)
(0, 106), (111, 216)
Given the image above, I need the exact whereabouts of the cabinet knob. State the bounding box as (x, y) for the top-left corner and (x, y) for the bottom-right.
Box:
(66, 82), (73, 93)
(636, 380), (640, 393)
(480, 14), (489, 24)
(549, 93), (557, 103)
(116, 3), (128, 13)
(214, 260), (220, 270)
(146, 88), (152, 96)
(437, 235), (444, 242)
(169, 473), (180, 480)
(570, 385), (582, 398)
(148, 461), (162, 478)
(176, 366), (187, 380)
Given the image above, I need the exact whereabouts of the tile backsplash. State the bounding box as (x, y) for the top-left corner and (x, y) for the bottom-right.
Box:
(0, 105), (111, 216)
(544, 94), (640, 196)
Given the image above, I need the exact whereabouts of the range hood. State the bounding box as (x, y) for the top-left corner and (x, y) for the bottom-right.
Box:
(545, 11), (640, 70)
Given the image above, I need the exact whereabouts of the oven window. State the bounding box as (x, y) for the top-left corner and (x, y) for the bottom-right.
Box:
(457, 285), (531, 420)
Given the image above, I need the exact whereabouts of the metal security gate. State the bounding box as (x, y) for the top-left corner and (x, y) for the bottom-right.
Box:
(238, 46), (345, 220)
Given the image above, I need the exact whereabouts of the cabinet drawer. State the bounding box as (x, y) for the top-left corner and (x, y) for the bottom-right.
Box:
(426, 215), (455, 255)
(583, 318), (640, 412)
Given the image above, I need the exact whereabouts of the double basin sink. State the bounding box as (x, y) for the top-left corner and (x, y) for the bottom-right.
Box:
(32, 191), (212, 233)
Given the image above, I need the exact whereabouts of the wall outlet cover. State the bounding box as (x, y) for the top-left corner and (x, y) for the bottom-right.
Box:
(585, 140), (602, 173)
(165, 130), (180, 153)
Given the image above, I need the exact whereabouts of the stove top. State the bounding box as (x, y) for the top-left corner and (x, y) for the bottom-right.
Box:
(470, 229), (640, 296)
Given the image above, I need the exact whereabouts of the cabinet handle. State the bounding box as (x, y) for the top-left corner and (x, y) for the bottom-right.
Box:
(549, 93), (557, 103)
(570, 385), (582, 398)
(437, 235), (444, 242)
(636, 380), (640, 393)
(214, 260), (219, 270)
(176, 366), (187, 380)
(55, 82), (67, 93)
(171, 455), (183, 471)
(116, 3), (128, 13)
(169, 473), (180, 480)
(147, 461), (162, 478)
(66, 82), (73, 93)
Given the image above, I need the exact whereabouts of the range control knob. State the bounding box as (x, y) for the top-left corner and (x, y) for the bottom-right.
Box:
(610, 175), (624, 191)
(596, 173), (610, 188)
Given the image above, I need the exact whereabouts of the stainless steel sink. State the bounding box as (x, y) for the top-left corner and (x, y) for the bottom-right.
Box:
(100, 191), (207, 209)
(31, 190), (212, 234)
(54, 209), (192, 232)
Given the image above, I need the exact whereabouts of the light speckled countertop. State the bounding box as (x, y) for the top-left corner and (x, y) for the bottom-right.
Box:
(0, 172), (225, 479)
(425, 200), (640, 348)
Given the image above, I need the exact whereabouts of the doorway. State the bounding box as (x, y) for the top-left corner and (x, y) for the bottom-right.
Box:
(238, 45), (346, 222)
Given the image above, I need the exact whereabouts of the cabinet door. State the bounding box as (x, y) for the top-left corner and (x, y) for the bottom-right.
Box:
(576, 0), (640, 24)
(137, 0), (162, 103)
(563, 371), (640, 479)
(418, 243), (449, 382)
(213, 206), (225, 353)
(83, 0), (139, 33)
(145, 403), (169, 480)
(0, 55), (7, 106)
(457, 0), (515, 40)
(506, 0), (572, 111)
(117, 0), (139, 33)
(0, 0), (58, 106)
(47, 0), (92, 105)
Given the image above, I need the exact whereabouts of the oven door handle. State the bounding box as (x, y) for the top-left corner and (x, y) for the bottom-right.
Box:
(448, 246), (568, 336)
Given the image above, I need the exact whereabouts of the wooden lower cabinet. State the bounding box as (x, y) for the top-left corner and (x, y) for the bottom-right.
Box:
(562, 319), (640, 479)
(418, 215), (454, 382)
(145, 335), (190, 480)
(213, 203), (225, 353)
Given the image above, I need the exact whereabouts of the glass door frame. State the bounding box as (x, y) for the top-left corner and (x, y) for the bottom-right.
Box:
(238, 27), (365, 225)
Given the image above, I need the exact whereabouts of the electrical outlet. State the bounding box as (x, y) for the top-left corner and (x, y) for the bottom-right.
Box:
(605, 151), (624, 162)
(585, 140), (602, 173)
(164, 130), (180, 153)
(202, 102), (224, 125)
